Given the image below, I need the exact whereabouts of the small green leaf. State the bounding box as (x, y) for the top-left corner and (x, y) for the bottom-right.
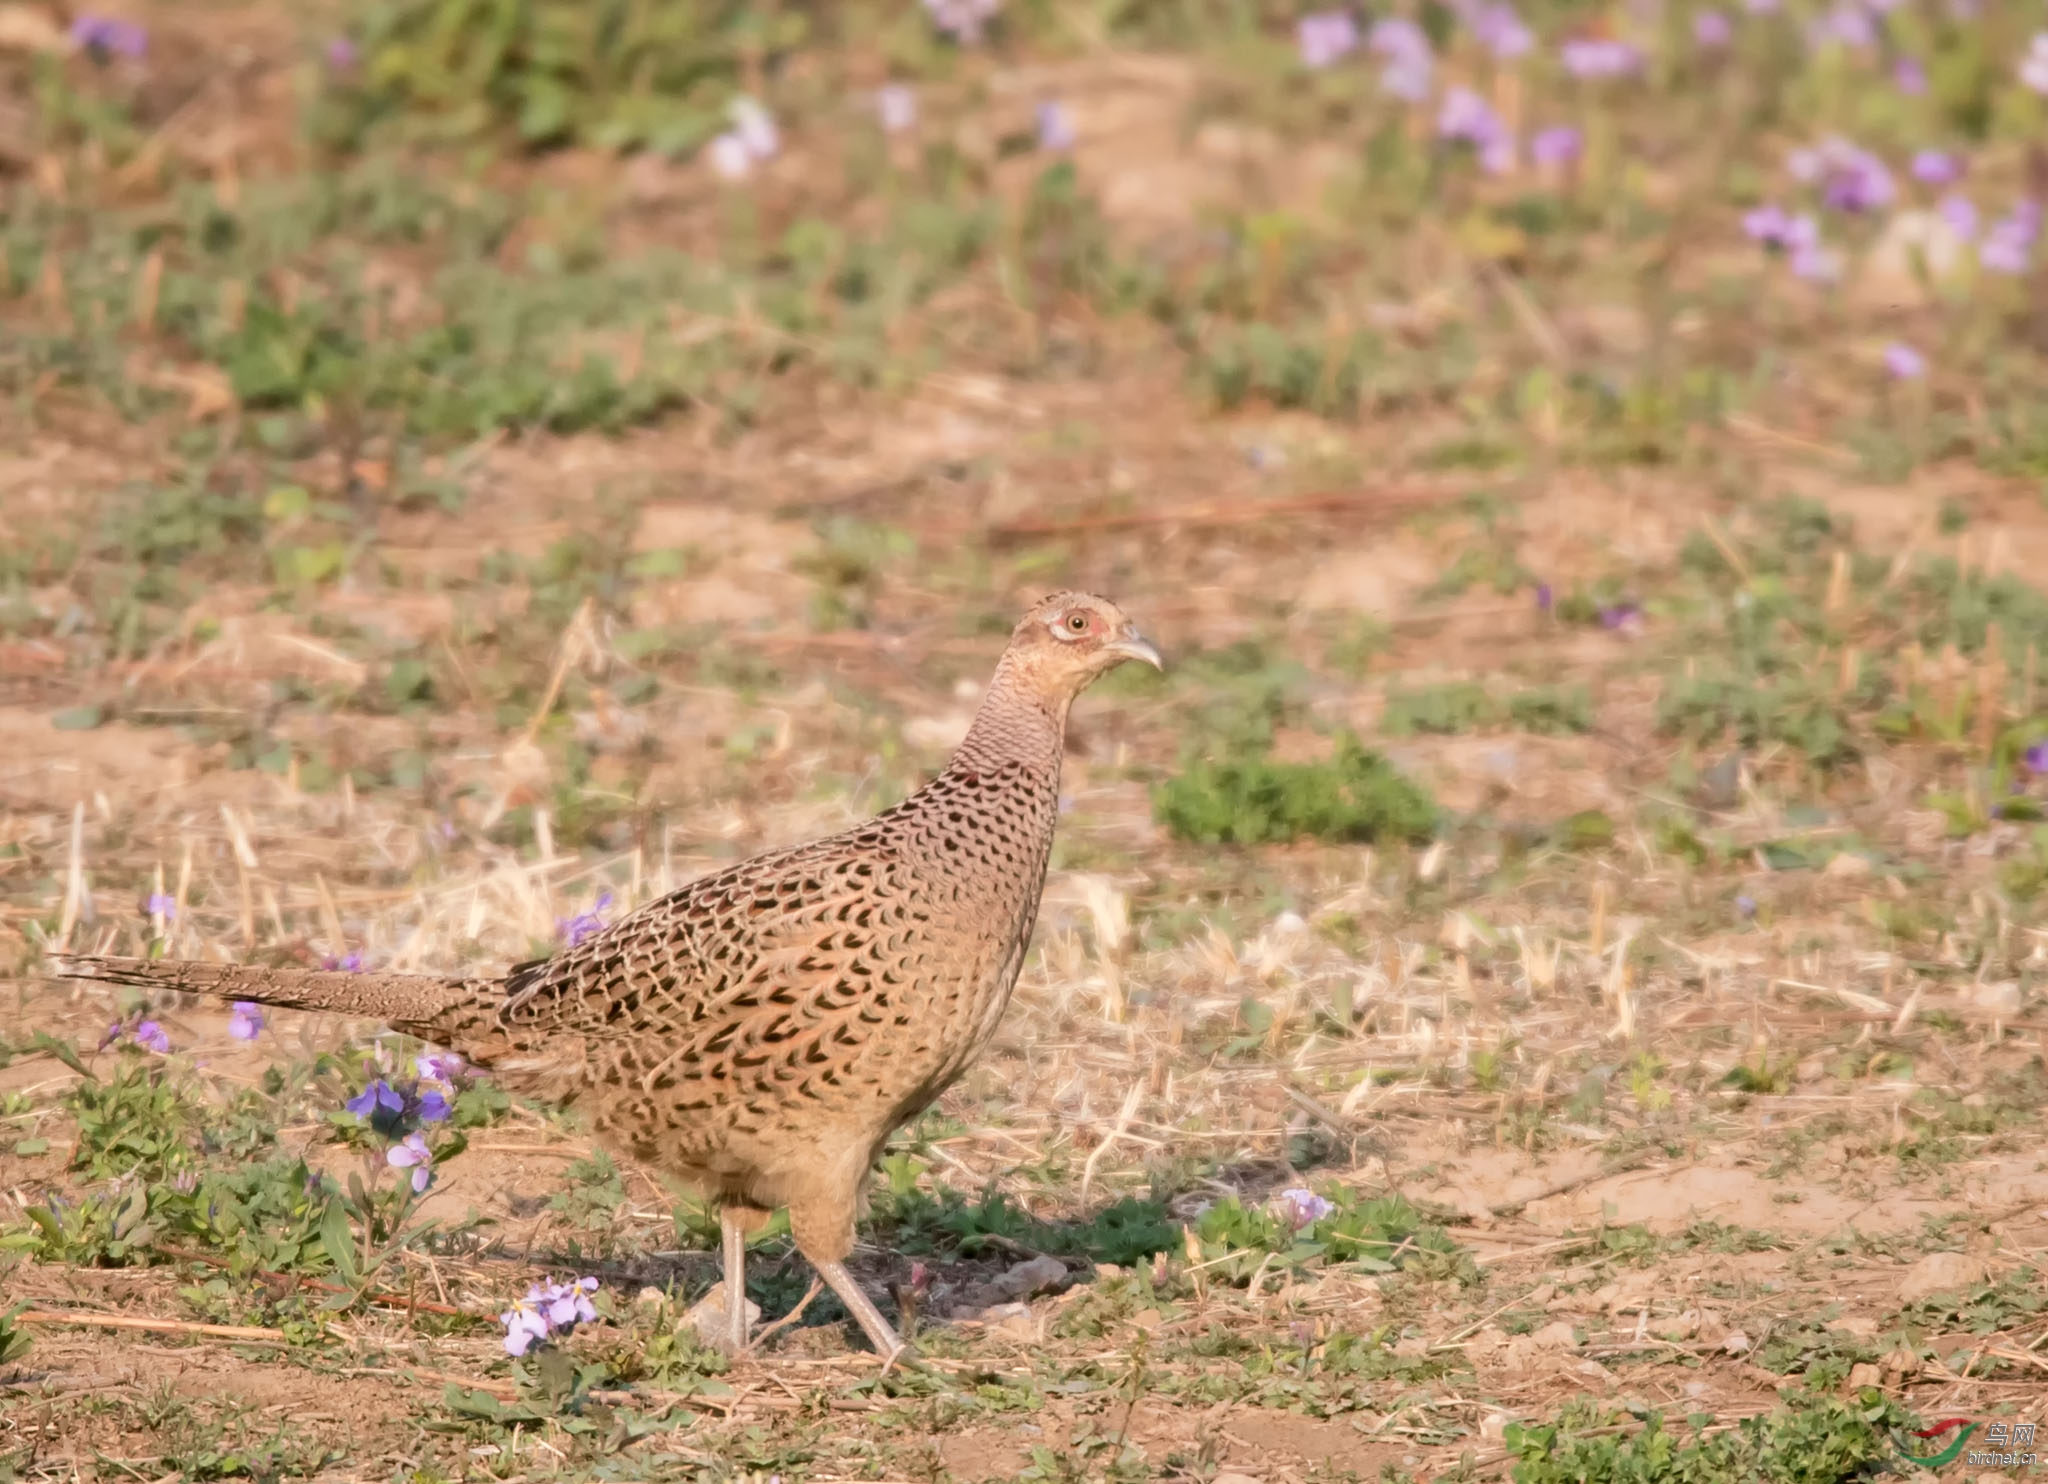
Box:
(12, 1138), (49, 1156)
(320, 1200), (359, 1285)
(51, 706), (104, 731)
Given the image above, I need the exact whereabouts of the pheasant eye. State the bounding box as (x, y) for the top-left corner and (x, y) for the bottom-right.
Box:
(1068, 614), (1088, 631)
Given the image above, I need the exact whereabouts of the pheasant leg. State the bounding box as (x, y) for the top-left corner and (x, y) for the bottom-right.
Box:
(718, 1205), (758, 1356)
(812, 1257), (909, 1365)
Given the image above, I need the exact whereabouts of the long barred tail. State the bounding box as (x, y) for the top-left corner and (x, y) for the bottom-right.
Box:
(46, 954), (501, 1043)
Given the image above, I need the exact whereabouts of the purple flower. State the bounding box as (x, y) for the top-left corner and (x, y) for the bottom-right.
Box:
(1531, 126), (1582, 168)
(876, 84), (917, 133)
(1744, 204), (1819, 252)
(1980, 201), (2040, 275)
(1790, 138), (1893, 213)
(1745, 0), (1779, 10)
(2023, 34), (2048, 95)
(1938, 193), (1979, 241)
(707, 133), (752, 180)
(557, 891), (614, 948)
(1438, 87), (1515, 174)
(1790, 239), (1843, 282)
(228, 1002), (264, 1041)
(1560, 37), (1644, 79)
(387, 1132), (434, 1194)
(133, 1020), (170, 1054)
(1694, 10), (1732, 47)
(416, 1051), (467, 1084)
(1369, 17), (1435, 101)
(347, 1079), (403, 1120)
(1597, 601), (1645, 634)
(502, 1302), (549, 1356)
(731, 98), (778, 160)
(1893, 56), (1927, 94)
(1297, 10), (1360, 69)
(144, 892), (176, 920)
(1911, 150), (1963, 187)
(1275, 1187), (1336, 1229)
(1036, 99), (1074, 152)
(323, 951), (364, 972)
(1736, 893), (1757, 918)
(1883, 343), (1926, 379)
(69, 13), (147, 59)
(1535, 583), (1555, 612)
(924, 0), (1000, 44)
(2023, 740), (2048, 775)
(500, 1277), (599, 1356)
(1807, 0), (1874, 49)
(418, 1088), (452, 1123)
(1463, 2), (1534, 61)
(325, 37), (359, 71)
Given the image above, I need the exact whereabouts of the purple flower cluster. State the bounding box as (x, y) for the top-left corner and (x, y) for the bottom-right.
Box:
(1911, 150), (1963, 187)
(1883, 343), (1926, 379)
(1743, 204), (1838, 280)
(924, 0), (1000, 44)
(346, 1075), (451, 1129)
(69, 13), (146, 59)
(2023, 741), (2048, 776)
(102, 1018), (170, 1055)
(557, 891), (614, 948)
(1789, 137), (1893, 214)
(501, 1276), (600, 1356)
(145, 892), (176, 919)
(1980, 200), (2041, 275)
(228, 1002), (265, 1041)
(1459, 1), (1533, 62)
(708, 99), (778, 180)
(323, 951), (365, 972)
(1694, 10), (1733, 48)
(1274, 1187), (1336, 1229)
(1560, 37), (1644, 80)
(1036, 100), (1075, 152)
(1531, 126), (1582, 169)
(1297, 10), (1359, 69)
(2022, 32), (2048, 94)
(876, 84), (917, 134)
(1369, 17), (1434, 102)
(1807, 0), (1874, 50)
(1598, 601), (1646, 634)
(1438, 87), (1514, 174)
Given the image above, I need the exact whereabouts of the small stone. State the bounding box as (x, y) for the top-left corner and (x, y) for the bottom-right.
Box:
(988, 1253), (1071, 1302)
(1532, 1320), (1579, 1350)
(685, 1290), (760, 1347)
(1130, 1307), (1164, 1332)
(1896, 1251), (1985, 1303)
(1847, 1362), (1884, 1388)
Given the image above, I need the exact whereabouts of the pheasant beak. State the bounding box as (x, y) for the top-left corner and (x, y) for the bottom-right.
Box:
(1107, 628), (1165, 671)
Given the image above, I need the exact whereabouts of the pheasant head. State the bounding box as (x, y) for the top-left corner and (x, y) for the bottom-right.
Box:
(999, 592), (1163, 704)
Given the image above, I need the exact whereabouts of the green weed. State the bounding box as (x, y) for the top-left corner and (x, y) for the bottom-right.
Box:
(1155, 733), (1438, 846)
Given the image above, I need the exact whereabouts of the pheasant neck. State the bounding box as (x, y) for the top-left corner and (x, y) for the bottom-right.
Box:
(947, 661), (1071, 779)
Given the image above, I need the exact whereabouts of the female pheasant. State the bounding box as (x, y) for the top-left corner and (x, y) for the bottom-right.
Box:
(52, 592), (1162, 1365)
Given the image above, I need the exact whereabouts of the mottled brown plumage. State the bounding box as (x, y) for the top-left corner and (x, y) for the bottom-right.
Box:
(51, 592), (1162, 1363)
